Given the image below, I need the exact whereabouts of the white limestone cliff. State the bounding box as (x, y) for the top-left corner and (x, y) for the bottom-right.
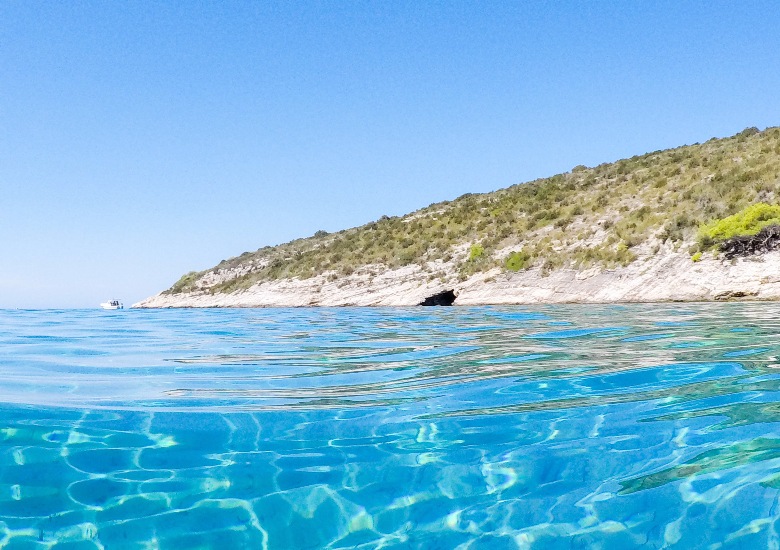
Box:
(132, 250), (780, 308)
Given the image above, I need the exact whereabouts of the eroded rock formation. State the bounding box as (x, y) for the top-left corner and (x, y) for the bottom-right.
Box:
(721, 225), (780, 259)
(419, 290), (456, 306)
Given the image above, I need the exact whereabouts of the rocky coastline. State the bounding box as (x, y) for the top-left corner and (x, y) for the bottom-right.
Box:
(132, 250), (780, 308)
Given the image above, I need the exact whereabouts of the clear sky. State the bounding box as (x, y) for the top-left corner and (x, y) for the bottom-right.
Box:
(2, 1), (779, 308)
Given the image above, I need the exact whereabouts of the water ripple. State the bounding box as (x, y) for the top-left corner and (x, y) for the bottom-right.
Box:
(1, 304), (780, 547)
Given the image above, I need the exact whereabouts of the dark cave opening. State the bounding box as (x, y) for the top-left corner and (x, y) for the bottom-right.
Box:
(419, 290), (456, 306)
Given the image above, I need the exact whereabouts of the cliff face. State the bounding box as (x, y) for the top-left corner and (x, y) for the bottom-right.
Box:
(133, 250), (780, 307)
(135, 126), (780, 308)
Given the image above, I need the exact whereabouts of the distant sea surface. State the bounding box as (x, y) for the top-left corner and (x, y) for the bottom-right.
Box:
(2, 304), (780, 548)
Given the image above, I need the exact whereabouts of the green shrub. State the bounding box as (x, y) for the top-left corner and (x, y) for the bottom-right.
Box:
(698, 203), (780, 246)
(468, 244), (484, 261)
(505, 250), (531, 271)
(168, 271), (200, 294)
(738, 126), (760, 139)
(615, 242), (636, 266)
(691, 251), (702, 262)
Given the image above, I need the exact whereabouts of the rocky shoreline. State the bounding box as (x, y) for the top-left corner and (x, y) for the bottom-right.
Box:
(132, 250), (780, 308)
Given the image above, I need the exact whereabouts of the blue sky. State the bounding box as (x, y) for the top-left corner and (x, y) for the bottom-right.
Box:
(2, 1), (779, 308)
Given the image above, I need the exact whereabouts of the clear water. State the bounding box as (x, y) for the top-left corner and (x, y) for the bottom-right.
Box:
(2, 304), (780, 548)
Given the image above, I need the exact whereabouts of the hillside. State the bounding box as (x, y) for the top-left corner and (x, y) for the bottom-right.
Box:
(135, 126), (780, 307)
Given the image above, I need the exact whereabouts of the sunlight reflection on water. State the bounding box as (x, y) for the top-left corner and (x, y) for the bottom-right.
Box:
(1, 304), (780, 547)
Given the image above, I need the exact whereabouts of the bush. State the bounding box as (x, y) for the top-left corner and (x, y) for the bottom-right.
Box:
(168, 271), (200, 294)
(468, 244), (484, 261)
(738, 127), (760, 139)
(691, 251), (702, 262)
(698, 203), (780, 246)
(505, 250), (531, 271)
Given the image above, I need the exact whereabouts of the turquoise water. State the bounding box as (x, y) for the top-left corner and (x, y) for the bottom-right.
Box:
(2, 304), (780, 548)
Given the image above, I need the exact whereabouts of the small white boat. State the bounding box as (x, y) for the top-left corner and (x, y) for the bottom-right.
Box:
(100, 300), (124, 310)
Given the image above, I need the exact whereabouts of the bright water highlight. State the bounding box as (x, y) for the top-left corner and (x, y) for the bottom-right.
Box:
(3, 304), (780, 548)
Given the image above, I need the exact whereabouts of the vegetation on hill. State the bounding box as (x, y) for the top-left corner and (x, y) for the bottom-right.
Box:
(698, 202), (780, 247)
(166, 126), (780, 295)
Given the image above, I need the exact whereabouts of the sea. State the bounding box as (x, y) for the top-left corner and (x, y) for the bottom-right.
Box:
(2, 304), (780, 549)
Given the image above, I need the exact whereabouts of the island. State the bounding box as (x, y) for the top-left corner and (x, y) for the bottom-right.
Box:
(134, 126), (780, 307)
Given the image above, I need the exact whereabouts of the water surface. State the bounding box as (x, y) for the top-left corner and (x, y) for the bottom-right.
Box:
(2, 304), (780, 548)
